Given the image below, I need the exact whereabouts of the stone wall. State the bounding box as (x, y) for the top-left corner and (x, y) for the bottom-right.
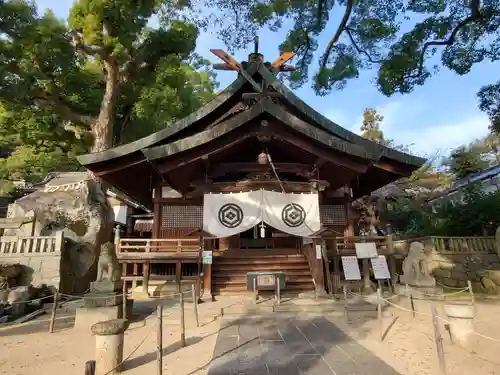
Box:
(0, 232), (70, 292)
(0, 253), (63, 290)
(393, 236), (500, 292)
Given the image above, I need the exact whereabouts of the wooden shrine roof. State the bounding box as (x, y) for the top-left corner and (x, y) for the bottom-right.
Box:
(77, 62), (426, 207)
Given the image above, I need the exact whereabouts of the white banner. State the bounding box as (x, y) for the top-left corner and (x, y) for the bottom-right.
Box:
(262, 190), (320, 237)
(202, 191), (262, 238)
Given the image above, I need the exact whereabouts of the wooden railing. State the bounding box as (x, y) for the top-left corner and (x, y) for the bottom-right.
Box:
(0, 232), (64, 255)
(118, 238), (201, 259)
(324, 236), (390, 256)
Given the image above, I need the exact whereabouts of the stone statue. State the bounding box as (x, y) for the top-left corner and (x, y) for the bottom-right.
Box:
(96, 242), (121, 283)
(400, 242), (435, 287)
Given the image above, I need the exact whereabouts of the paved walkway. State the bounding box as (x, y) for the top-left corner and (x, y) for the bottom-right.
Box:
(208, 314), (401, 375)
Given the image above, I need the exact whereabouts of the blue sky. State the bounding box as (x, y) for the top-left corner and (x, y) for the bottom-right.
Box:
(37, 0), (496, 158)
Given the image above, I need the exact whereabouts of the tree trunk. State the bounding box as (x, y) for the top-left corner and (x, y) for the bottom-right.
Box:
(91, 60), (119, 153)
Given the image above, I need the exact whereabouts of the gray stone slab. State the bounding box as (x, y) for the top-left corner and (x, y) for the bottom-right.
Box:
(237, 338), (266, 375)
(261, 341), (302, 375)
(258, 323), (283, 341)
(208, 315), (401, 375)
(212, 325), (239, 359)
(294, 354), (336, 375)
(310, 317), (401, 375)
(277, 321), (316, 356)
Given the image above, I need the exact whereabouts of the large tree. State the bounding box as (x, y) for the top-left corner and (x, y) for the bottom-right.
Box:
(0, 0), (216, 193)
(194, 0), (500, 130)
(0, 0), (199, 153)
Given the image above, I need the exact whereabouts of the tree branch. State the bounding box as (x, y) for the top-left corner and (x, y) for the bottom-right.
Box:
(345, 27), (383, 64)
(28, 87), (94, 126)
(70, 30), (110, 59)
(407, 0), (483, 79)
(320, 0), (354, 68)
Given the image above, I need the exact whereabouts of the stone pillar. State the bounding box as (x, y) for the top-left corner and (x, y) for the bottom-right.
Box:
(443, 304), (475, 347)
(91, 319), (129, 375)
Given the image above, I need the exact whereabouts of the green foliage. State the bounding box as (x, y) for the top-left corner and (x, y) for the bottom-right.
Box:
(360, 108), (387, 145)
(443, 133), (500, 178)
(196, 0), (500, 129)
(384, 187), (500, 236)
(0, 0), (217, 194)
(444, 145), (489, 178)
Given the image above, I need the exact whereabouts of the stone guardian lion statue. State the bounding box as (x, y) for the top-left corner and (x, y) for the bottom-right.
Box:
(96, 242), (121, 282)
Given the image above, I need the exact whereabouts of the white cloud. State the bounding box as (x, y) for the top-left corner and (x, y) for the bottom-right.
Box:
(325, 99), (491, 157)
(390, 113), (491, 156)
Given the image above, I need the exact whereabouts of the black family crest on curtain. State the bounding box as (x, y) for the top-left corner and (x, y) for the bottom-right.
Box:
(218, 203), (244, 228)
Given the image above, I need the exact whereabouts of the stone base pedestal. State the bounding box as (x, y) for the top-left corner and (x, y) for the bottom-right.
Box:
(444, 303), (476, 347)
(92, 319), (129, 375)
(74, 300), (133, 331)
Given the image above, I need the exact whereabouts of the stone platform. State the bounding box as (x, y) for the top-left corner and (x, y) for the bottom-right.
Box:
(207, 314), (401, 375)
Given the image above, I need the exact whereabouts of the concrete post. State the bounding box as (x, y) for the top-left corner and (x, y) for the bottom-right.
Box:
(91, 319), (129, 375)
(443, 304), (475, 347)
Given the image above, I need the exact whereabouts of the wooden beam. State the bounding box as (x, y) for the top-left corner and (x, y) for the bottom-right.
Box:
(374, 161), (412, 176)
(209, 162), (312, 178)
(187, 179), (330, 195)
(94, 158), (146, 177)
(156, 132), (257, 174)
(272, 129), (369, 174)
(272, 52), (296, 68)
(314, 158), (326, 169)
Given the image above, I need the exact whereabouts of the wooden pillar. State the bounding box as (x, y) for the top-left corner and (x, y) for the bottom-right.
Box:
(152, 186), (162, 239)
(142, 261), (150, 296)
(126, 215), (134, 237)
(344, 185), (354, 236)
(175, 261), (182, 292)
(114, 225), (121, 248)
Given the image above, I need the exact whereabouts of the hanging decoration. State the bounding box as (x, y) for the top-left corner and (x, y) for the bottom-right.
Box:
(202, 189), (320, 238)
(262, 190), (320, 237)
(202, 191), (262, 238)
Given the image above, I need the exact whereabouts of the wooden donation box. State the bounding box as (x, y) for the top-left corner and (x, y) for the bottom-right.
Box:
(246, 271), (286, 291)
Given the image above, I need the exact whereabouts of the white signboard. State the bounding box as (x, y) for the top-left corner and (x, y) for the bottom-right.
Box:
(315, 244), (322, 260)
(341, 256), (362, 280)
(202, 251), (213, 265)
(370, 255), (391, 280)
(355, 242), (378, 259)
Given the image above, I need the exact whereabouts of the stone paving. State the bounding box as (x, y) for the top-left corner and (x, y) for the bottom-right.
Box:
(208, 314), (401, 375)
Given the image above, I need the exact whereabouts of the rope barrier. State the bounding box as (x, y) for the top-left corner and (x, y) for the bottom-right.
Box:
(3, 288), (195, 308)
(380, 297), (500, 344)
(435, 279), (472, 290)
(5, 294), (55, 305)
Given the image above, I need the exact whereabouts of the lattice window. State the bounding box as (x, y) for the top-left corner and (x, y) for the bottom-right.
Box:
(161, 205), (203, 228)
(320, 205), (346, 226)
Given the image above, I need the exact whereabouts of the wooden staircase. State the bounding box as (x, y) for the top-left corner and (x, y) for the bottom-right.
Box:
(212, 248), (315, 295)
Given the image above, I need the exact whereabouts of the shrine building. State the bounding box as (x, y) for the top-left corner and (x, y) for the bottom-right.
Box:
(77, 49), (425, 298)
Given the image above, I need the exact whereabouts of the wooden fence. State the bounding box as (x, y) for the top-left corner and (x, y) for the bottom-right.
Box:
(0, 232), (64, 255)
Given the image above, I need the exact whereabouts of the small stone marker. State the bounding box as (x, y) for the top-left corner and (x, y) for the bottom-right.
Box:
(91, 319), (129, 375)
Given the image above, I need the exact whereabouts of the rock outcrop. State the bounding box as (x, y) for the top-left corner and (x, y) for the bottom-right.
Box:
(6, 173), (114, 293)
